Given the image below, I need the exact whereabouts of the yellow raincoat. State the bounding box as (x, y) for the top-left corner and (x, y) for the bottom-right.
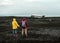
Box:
(12, 18), (20, 29)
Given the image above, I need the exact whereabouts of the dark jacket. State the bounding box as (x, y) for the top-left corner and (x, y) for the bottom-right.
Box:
(20, 18), (28, 28)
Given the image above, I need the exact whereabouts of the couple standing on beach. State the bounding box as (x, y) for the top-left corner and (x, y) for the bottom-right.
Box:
(12, 18), (28, 37)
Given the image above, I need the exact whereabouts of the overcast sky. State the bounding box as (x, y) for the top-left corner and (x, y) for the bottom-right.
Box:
(0, 0), (60, 17)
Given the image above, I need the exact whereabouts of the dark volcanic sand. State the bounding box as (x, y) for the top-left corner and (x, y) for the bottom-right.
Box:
(0, 17), (60, 43)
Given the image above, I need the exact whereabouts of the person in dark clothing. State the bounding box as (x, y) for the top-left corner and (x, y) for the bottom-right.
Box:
(20, 18), (28, 37)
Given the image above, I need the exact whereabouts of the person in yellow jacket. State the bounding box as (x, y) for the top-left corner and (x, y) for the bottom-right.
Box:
(12, 18), (20, 34)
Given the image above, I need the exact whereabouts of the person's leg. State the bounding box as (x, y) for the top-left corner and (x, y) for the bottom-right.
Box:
(13, 29), (14, 34)
(15, 29), (18, 37)
(22, 29), (24, 36)
(15, 29), (17, 34)
(25, 28), (27, 37)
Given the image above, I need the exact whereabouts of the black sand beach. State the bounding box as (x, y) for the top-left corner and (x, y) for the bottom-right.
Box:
(0, 16), (60, 43)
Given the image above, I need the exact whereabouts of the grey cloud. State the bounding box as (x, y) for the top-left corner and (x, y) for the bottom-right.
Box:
(0, 0), (60, 17)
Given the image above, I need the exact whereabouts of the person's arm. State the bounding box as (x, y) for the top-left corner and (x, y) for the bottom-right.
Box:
(26, 21), (28, 27)
(16, 21), (20, 27)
